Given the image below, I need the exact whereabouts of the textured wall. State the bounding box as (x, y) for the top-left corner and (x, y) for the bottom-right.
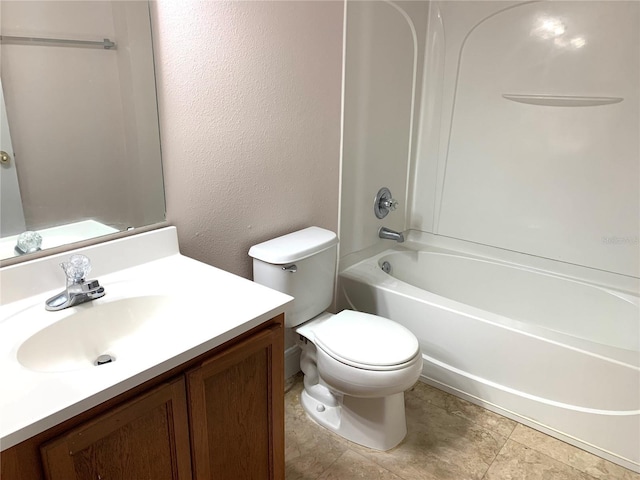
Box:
(152, 0), (343, 279)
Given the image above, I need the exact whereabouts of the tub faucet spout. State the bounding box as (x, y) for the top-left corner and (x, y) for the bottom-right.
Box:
(378, 227), (404, 243)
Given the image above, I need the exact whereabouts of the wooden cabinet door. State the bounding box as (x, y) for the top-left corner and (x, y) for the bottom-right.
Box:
(40, 377), (192, 480)
(187, 324), (284, 480)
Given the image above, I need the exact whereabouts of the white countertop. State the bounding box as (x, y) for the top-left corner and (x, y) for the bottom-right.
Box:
(0, 227), (292, 450)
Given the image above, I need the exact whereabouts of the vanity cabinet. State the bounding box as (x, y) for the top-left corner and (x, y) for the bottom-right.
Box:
(0, 315), (284, 480)
(188, 325), (284, 479)
(40, 377), (193, 479)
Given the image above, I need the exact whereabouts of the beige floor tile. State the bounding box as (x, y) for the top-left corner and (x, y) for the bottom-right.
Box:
(510, 424), (640, 480)
(349, 435), (480, 480)
(285, 380), (349, 480)
(346, 391), (508, 480)
(485, 440), (598, 480)
(317, 449), (405, 480)
(285, 422), (347, 480)
(284, 375), (639, 480)
(408, 381), (518, 438)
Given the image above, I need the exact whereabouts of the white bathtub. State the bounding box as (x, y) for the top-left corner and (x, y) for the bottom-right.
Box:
(340, 246), (640, 472)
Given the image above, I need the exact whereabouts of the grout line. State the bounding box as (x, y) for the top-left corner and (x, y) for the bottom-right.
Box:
(316, 449), (348, 479)
(477, 419), (519, 479)
(345, 449), (410, 480)
(507, 420), (520, 440)
(506, 436), (605, 480)
(481, 437), (512, 480)
(410, 381), (520, 440)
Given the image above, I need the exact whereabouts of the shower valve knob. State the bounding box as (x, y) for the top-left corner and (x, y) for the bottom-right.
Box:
(374, 187), (399, 219)
(384, 199), (398, 211)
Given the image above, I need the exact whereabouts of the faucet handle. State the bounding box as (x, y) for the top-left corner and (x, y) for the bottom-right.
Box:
(383, 198), (398, 211)
(61, 254), (92, 284)
(374, 187), (399, 219)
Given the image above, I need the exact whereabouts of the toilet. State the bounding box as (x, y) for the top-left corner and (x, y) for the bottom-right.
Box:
(249, 226), (422, 450)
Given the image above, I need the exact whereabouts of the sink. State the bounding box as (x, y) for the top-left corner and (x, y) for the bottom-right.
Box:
(17, 295), (177, 373)
(1, 226), (293, 452)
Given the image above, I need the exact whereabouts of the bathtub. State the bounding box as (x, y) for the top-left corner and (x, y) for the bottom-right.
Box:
(339, 245), (640, 472)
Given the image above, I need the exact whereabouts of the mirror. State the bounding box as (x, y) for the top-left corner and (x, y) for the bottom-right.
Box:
(0, 0), (165, 260)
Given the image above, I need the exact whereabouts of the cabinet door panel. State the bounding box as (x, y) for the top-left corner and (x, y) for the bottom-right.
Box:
(40, 377), (192, 480)
(188, 324), (284, 480)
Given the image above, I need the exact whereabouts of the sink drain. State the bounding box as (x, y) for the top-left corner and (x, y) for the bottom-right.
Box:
(95, 354), (115, 366)
(381, 261), (392, 274)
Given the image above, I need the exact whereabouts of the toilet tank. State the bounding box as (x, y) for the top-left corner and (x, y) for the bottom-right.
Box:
(249, 227), (338, 328)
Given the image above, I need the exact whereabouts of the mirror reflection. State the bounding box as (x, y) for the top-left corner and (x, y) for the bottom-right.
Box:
(0, 0), (165, 260)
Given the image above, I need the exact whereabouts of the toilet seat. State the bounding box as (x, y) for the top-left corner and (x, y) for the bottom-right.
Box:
(314, 336), (423, 398)
(313, 310), (420, 372)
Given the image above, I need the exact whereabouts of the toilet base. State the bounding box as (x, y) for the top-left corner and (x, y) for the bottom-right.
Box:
(300, 388), (407, 451)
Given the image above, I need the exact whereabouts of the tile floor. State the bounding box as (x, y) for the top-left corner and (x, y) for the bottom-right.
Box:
(284, 374), (640, 480)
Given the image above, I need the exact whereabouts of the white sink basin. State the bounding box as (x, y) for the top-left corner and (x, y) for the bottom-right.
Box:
(17, 295), (177, 373)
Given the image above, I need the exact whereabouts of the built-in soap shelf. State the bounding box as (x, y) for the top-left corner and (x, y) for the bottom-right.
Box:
(502, 94), (623, 107)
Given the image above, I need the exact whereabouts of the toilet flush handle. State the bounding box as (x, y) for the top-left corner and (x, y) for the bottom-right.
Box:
(282, 264), (297, 273)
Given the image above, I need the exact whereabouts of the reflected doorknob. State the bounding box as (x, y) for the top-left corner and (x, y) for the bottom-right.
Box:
(0, 151), (11, 165)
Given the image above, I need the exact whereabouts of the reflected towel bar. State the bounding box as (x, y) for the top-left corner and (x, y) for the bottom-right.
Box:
(0, 35), (116, 50)
(502, 94), (623, 107)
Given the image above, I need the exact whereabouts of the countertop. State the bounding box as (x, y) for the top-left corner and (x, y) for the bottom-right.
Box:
(0, 227), (292, 450)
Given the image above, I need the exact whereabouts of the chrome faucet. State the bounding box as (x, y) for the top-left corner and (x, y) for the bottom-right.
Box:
(378, 227), (404, 243)
(45, 254), (105, 311)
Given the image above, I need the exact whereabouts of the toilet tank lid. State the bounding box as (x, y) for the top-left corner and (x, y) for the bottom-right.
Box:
(248, 226), (338, 264)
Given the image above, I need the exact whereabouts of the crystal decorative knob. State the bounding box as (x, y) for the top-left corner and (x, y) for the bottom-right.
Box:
(15, 231), (42, 254)
(61, 254), (92, 283)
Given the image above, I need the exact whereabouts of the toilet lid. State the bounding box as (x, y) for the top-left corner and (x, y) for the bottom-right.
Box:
(313, 311), (419, 369)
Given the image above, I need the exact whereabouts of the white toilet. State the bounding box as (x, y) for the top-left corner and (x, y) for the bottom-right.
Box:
(249, 226), (422, 450)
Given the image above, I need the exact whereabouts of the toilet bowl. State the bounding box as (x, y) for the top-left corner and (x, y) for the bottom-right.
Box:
(249, 227), (422, 450)
(296, 311), (422, 450)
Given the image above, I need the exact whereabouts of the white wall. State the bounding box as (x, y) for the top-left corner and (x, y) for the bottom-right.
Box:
(411, 1), (639, 278)
(152, 0), (343, 280)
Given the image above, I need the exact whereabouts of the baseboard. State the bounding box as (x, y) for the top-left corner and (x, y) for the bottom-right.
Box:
(285, 345), (301, 380)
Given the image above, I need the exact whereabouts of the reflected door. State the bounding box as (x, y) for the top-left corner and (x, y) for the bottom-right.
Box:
(0, 77), (25, 236)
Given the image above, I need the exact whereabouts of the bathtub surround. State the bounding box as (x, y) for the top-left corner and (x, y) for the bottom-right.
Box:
(152, 1), (342, 280)
(337, 0), (639, 474)
(339, 0), (639, 276)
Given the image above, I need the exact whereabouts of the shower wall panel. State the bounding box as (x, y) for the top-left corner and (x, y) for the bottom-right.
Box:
(339, 0), (428, 263)
(412, 1), (639, 278)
